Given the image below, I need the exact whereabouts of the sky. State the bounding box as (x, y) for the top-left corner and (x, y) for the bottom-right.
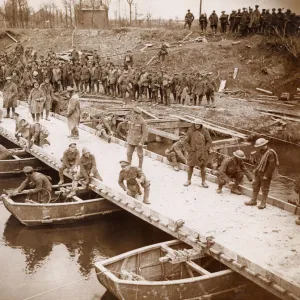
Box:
(4, 0), (300, 19)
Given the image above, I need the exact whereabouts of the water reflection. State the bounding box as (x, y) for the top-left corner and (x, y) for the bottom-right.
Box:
(3, 213), (170, 277)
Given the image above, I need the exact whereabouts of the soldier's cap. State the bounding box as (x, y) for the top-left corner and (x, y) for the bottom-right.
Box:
(6, 76), (11, 80)
(243, 7), (246, 10)
(119, 160), (130, 166)
(249, 8), (253, 10)
(133, 107), (142, 114)
(278, 8), (282, 11)
(255, 5), (259, 7)
(67, 86), (74, 92)
(188, 9), (190, 11)
(221, 11), (225, 13)
(266, 9), (270, 11)
(23, 166), (34, 173)
(262, 9), (266, 11)
(69, 143), (77, 147)
(82, 147), (90, 155)
(232, 10), (236, 12)
(272, 8), (276, 11)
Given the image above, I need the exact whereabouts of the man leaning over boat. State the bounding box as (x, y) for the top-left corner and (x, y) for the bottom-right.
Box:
(15, 166), (52, 203)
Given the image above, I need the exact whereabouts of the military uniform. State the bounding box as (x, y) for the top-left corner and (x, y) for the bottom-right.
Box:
(199, 14), (208, 32)
(40, 81), (54, 118)
(95, 115), (113, 142)
(209, 12), (219, 33)
(184, 11), (195, 29)
(59, 147), (80, 183)
(17, 171), (52, 203)
(165, 138), (187, 171)
(28, 122), (50, 148)
(205, 75), (217, 107)
(0, 144), (11, 160)
(118, 163), (150, 204)
(220, 12), (229, 33)
(126, 108), (148, 168)
(116, 121), (128, 140)
(218, 156), (252, 193)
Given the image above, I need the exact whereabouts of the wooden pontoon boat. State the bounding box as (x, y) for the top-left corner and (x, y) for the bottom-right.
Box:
(1, 185), (120, 226)
(95, 240), (248, 300)
(0, 148), (47, 176)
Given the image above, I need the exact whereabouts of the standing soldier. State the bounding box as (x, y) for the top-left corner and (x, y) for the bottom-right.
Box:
(170, 73), (180, 104)
(119, 161), (150, 204)
(126, 107), (148, 168)
(220, 11), (229, 33)
(91, 62), (101, 94)
(80, 64), (91, 93)
(184, 9), (195, 30)
(233, 9), (242, 34)
(74, 62), (82, 92)
(66, 88), (80, 139)
(40, 75), (54, 121)
(28, 82), (45, 122)
(192, 73), (206, 106)
(270, 8), (277, 34)
(71, 46), (79, 63)
(245, 138), (279, 209)
(124, 50), (133, 69)
(52, 62), (62, 92)
(259, 9), (267, 33)
(150, 71), (160, 104)
(20, 67), (32, 98)
(240, 8), (250, 36)
(199, 14), (208, 33)
(217, 150), (253, 194)
(205, 73), (217, 108)
(229, 10), (236, 32)
(165, 132), (187, 171)
(183, 120), (212, 188)
(277, 8), (285, 34)
(108, 64), (118, 98)
(58, 143), (80, 185)
(3, 76), (18, 119)
(162, 71), (172, 106)
(118, 70), (131, 100)
(209, 10), (219, 34)
(158, 41), (168, 62)
(101, 63), (109, 95)
(264, 9), (272, 35)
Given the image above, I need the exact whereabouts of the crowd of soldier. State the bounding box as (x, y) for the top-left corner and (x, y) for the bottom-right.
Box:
(185, 6), (299, 36)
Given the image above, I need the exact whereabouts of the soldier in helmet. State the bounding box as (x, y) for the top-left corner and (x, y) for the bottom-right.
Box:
(15, 166), (52, 203)
(217, 150), (253, 195)
(220, 11), (229, 33)
(118, 160), (150, 204)
(165, 132), (187, 171)
(245, 138), (279, 209)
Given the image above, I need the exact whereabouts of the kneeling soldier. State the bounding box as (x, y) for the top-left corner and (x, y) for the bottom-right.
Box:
(165, 132), (187, 171)
(58, 143), (80, 185)
(118, 160), (150, 204)
(28, 122), (50, 148)
(217, 150), (253, 195)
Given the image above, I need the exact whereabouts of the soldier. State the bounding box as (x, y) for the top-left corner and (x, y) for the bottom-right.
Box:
(15, 41), (24, 57)
(27, 122), (50, 148)
(118, 70), (132, 100)
(139, 68), (149, 101)
(179, 73), (190, 105)
(209, 10), (219, 34)
(58, 143), (80, 185)
(205, 73), (217, 108)
(264, 9), (272, 35)
(270, 8), (277, 34)
(245, 138), (279, 209)
(294, 175), (300, 225)
(217, 150), (253, 195)
(90, 62), (101, 94)
(80, 64), (91, 93)
(52, 62), (62, 92)
(20, 67), (32, 98)
(39, 75), (54, 121)
(71, 46), (79, 63)
(162, 71), (172, 106)
(277, 8), (285, 34)
(3, 76), (18, 119)
(66, 88), (80, 139)
(116, 117), (129, 140)
(28, 81), (45, 122)
(13, 113), (30, 140)
(92, 50), (100, 65)
(259, 9), (267, 33)
(126, 107), (148, 168)
(150, 71), (160, 104)
(220, 11), (228, 33)
(192, 73), (206, 106)
(199, 14), (208, 33)
(95, 113), (113, 143)
(158, 41), (168, 62)
(183, 120), (212, 187)
(124, 50), (133, 69)
(229, 10), (236, 32)
(108, 64), (118, 98)
(184, 9), (195, 30)
(74, 62), (82, 92)
(118, 160), (150, 204)
(165, 132), (187, 171)
(240, 8), (250, 36)
(70, 147), (103, 195)
(15, 166), (52, 203)
(101, 63), (109, 95)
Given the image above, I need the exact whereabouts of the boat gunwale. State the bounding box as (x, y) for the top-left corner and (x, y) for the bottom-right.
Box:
(95, 240), (236, 287)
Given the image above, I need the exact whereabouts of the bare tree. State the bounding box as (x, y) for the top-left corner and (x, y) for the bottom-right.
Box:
(90, 0), (96, 27)
(127, 0), (134, 25)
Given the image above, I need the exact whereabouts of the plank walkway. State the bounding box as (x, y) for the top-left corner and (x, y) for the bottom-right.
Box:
(0, 100), (300, 300)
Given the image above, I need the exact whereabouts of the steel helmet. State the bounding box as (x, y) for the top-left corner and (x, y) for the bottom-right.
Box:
(254, 138), (269, 148)
(233, 150), (246, 159)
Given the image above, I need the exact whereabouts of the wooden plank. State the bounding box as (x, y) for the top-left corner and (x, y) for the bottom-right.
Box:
(139, 107), (158, 120)
(256, 88), (273, 95)
(6, 31), (18, 43)
(78, 98), (124, 105)
(218, 80), (226, 92)
(185, 261), (211, 275)
(258, 112), (300, 124)
(146, 55), (157, 66)
(233, 68), (239, 79)
(148, 127), (179, 140)
(248, 99), (295, 107)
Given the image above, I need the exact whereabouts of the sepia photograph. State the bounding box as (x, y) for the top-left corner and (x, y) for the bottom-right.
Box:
(0, 0), (299, 299)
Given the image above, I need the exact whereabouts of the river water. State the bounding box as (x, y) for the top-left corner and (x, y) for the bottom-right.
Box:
(1, 137), (295, 300)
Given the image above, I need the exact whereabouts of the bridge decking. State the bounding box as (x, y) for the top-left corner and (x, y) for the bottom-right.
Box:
(0, 101), (299, 300)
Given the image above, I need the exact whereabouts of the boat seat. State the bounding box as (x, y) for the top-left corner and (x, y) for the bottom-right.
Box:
(72, 196), (84, 202)
(12, 155), (21, 160)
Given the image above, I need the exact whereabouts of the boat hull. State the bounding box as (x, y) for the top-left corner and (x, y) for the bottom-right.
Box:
(2, 197), (120, 226)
